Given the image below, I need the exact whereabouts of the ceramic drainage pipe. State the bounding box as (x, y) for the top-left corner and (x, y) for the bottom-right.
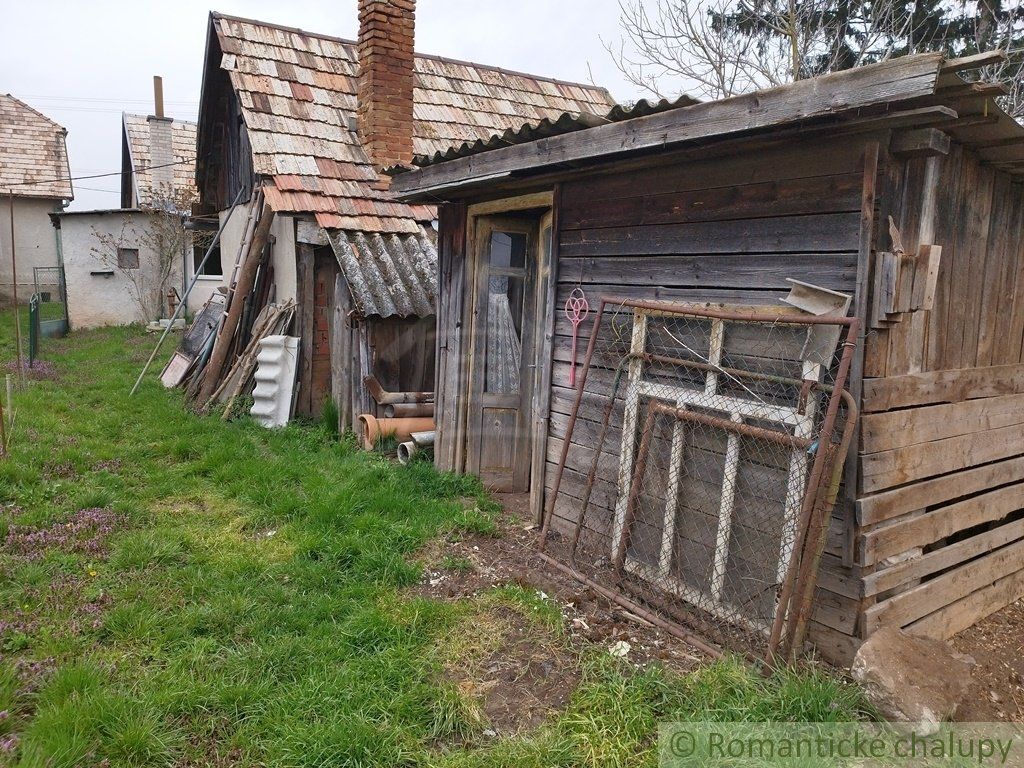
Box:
(397, 440), (417, 464)
(358, 414), (435, 451)
(383, 402), (435, 418)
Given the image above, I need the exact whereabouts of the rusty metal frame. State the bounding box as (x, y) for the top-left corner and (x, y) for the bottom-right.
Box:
(538, 296), (860, 665)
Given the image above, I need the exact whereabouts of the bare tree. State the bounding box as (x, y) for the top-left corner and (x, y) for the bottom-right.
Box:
(969, 0), (1024, 119)
(90, 185), (209, 322)
(607, 0), (1023, 114)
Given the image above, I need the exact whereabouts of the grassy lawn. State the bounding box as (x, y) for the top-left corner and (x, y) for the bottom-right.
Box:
(0, 319), (867, 767)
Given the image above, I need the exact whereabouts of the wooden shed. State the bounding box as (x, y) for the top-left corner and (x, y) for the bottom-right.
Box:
(391, 52), (1024, 664)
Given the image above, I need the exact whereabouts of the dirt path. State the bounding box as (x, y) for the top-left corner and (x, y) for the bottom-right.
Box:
(414, 493), (709, 671)
(952, 599), (1024, 722)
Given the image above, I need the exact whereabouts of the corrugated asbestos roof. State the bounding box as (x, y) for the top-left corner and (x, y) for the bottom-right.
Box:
(410, 94), (701, 166)
(209, 13), (617, 234)
(326, 227), (438, 319)
(0, 94), (73, 200)
(122, 114), (198, 207)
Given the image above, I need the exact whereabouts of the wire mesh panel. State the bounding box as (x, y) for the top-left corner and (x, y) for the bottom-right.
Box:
(540, 298), (859, 662)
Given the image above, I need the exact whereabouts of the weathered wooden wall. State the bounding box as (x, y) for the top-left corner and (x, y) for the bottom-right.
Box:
(857, 144), (1024, 645)
(432, 134), (1023, 666)
(434, 203), (469, 472)
(545, 136), (876, 661)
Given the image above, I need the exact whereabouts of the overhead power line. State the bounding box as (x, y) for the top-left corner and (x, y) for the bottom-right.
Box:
(5, 158), (195, 190)
(20, 94), (199, 105)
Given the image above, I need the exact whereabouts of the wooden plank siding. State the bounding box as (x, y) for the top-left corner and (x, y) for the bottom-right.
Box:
(866, 145), (1024, 375)
(434, 203), (468, 472)
(540, 136), (874, 660)
(855, 146), (1024, 647)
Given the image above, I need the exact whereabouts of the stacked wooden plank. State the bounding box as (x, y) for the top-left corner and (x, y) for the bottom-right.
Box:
(166, 192), (300, 422)
(856, 364), (1024, 640)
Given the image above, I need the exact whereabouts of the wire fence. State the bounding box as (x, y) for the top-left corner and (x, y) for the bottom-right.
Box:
(540, 298), (859, 663)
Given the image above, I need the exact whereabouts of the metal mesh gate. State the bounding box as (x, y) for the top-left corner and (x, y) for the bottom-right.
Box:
(539, 298), (859, 663)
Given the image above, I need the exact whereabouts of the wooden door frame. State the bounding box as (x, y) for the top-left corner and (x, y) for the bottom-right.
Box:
(461, 192), (554, 498)
(466, 214), (538, 489)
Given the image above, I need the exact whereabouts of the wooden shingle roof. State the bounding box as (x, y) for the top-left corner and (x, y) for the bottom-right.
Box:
(209, 13), (616, 233)
(0, 94), (73, 200)
(122, 114), (198, 207)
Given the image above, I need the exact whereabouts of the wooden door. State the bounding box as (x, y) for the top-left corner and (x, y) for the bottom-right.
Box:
(467, 216), (539, 491)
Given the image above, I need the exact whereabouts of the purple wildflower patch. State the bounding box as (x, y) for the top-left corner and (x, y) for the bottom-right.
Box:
(91, 458), (121, 474)
(3, 508), (123, 562)
(2, 359), (57, 381)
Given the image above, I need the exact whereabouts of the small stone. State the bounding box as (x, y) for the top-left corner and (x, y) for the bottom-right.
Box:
(608, 640), (632, 658)
(482, 728), (497, 738)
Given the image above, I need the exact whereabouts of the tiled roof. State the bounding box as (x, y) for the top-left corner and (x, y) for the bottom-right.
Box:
(0, 94), (73, 200)
(409, 95), (702, 167)
(122, 114), (198, 207)
(209, 13), (616, 234)
(326, 228), (437, 318)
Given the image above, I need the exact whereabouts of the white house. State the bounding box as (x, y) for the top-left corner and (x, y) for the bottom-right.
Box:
(54, 100), (203, 328)
(0, 94), (73, 305)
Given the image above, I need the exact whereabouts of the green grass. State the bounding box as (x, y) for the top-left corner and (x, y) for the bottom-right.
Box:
(0, 316), (868, 767)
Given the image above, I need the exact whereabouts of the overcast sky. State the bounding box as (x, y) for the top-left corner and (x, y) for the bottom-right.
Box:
(1, 1), (671, 211)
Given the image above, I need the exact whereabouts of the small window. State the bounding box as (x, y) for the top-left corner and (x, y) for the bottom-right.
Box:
(195, 243), (223, 277)
(117, 247), (139, 269)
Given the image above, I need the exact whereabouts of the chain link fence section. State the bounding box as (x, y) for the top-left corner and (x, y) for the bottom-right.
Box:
(540, 297), (859, 663)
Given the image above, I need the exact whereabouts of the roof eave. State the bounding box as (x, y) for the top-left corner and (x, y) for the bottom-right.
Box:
(391, 53), (961, 200)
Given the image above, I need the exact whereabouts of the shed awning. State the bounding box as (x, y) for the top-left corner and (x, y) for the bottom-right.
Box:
(326, 228), (437, 319)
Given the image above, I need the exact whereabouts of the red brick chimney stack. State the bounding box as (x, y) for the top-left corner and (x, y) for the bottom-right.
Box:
(357, 0), (416, 173)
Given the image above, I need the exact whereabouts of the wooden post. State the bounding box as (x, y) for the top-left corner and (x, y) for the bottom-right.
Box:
(5, 374), (13, 437)
(7, 191), (24, 380)
(196, 203), (275, 407)
(0, 397), (7, 458)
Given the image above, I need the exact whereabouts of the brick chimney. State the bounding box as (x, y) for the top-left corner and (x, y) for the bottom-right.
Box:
(357, 0), (416, 172)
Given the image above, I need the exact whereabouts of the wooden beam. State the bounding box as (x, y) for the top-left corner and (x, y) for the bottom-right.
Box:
(392, 54), (944, 198)
(861, 392), (1024, 454)
(857, 454), (1024, 526)
(908, 565), (1024, 640)
(865, 537), (1024, 632)
(197, 201), (275, 407)
(847, 141), (879, 500)
(860, 480), (1024, 565)
(935, 81), (1008, 99)
(939, 51), (1008, 74)
(860, 420), (1024, 493)
(972, 135), (1024, 150)
(863, 516), (1024, 597)
(890, 128), (951, 158)
(862, 362), (1024, 411)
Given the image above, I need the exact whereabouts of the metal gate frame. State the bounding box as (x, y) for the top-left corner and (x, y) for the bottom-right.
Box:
(539, 296), (860, 664)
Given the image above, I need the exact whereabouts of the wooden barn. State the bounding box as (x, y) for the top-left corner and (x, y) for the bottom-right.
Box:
(391, 52), (1024, 664)
(192, 6), (614, 429)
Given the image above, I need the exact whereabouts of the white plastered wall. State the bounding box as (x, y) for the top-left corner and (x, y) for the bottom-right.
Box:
(59, 211), (185, 329)
(186, 204), (295, 312)
(0, 196), (63, 305)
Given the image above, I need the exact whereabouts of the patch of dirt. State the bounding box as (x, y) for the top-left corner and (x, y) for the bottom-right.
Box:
(446, 605), (579, 735)
(951, 599), (1024, 722)
(413, 492), (708, 673)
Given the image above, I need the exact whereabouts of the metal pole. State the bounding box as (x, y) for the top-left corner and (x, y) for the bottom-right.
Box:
(129, 187), (245, 396)
(8, 191), (24, 381)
